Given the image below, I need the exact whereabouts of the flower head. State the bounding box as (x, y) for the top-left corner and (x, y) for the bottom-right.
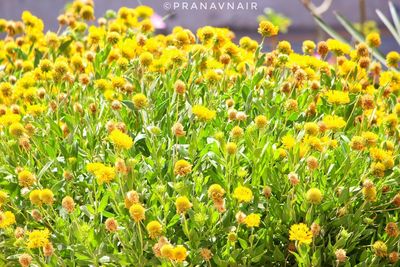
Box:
(175, 196), (192, 214)
(233, 185), (253, 203)
(146, 221), (162, 238)
(173, 245), (188, 262)
(27, 228), (50, 248)
(0, 211), (16, 228)
(132, 93), (148, 109)
(18, 170), (36, 187)
(244, 213), (261, 228)
(129, 204), (145, 222)
(258, 21), (279, 37)
(109, 129), (133, 150)
(174, 159), (192, 176)
(372, 241), (387, 257)
(289, 223), (313, 245)
(192, 105), (216, 121)
(306, 188), (323, 204)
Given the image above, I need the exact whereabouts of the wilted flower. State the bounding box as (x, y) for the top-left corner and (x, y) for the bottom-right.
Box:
(335, 249), (347, 263)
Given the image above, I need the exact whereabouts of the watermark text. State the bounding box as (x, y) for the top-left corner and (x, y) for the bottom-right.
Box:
(163, 1), (258, 11)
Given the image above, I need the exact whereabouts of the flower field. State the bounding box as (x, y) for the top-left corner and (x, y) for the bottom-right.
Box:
(0, 1), (400, 266)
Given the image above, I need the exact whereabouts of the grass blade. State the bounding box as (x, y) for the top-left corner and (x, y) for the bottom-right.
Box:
(335, 12), (387, 66)
(334, 12), (364, 43)
(376, 9), (400, 45)
(313, 15), (348, 44)
(389, 1), (400, 36)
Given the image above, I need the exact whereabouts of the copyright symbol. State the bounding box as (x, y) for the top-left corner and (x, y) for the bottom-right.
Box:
(163, 2), (171, 10)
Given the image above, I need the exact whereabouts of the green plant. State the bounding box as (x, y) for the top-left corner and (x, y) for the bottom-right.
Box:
(314, 1), (400, 68)
(258, 8), (292, 34)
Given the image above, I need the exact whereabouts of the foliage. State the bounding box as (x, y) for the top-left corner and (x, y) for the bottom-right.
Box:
(258, 8), (292, 34)
(314, 0), (400, 68)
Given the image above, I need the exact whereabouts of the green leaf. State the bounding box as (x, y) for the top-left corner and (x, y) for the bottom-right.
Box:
(13, 48), (28, 60)
(58, 39), (73, 55)
(37, 160), (54, 180)
(34, 49), (43, 68)
(313, 15), (348, 43)
(335, 12), (386, 66)
(98, 192), (109, 212)
(166, 214), (180, 228)
(377, 9), (400, 45)
(122, 100), (135, 111)
(238, 238), (248, 249)
(273, 246), (285, 261)
(389, 1), (400, 35)
(334, 12), (364, 42)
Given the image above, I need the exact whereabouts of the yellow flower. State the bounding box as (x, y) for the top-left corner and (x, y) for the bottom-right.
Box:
(80, 5), (95, 20)
(27, 228), (50, 248)
(363, 184), (377, 201)
(306, 188), (323, 204)
(226, 142), (238, 155)
(86, 163), (105, 173)
(322, 115), (346, 130)
(233, 186), (253, 203)
(135, 5), (154, 18)
(192, 105), (216, 121)
(98, 166), (116, 184)
(244, 213), (261, 228)
(254, 115), (268, 129)
(29, 190), (42, 206)
(373, 241), (387, 257)
(386, 51), (400, 68)
(230, 126), (244, 139)
(366, 32), (381, 48)
(146, 221), (162, 238)
(139, 52), (153, 67)
(0, 211), (16, 228)
(258, 21), (279, 37)
(0, 190), (8, 207)
(326, 39), (351, 55)
(289, 223), (313, 245)
(369, 147), (391, 162)
(174, 160), (192, 176)
(129, 204), (145, 222)
(304, 122), (319, 136)
(302, 40), (316, 55)
(277, 41), (292, 54)
(40, 189), (54, 205)
(18, 170), (36, 187)
(208, 184), (225, 201)
(132, 93), (148, 109)
(9, 122), (25, 137)
(350, 136), (365, 151)
(325, 90), (350, 105)
(173, 245), (188, 262)
(109, 129), (133, 150)
(88, 164), (116, 185)
(0, 114), (21, 126)
(175, 196), (192, 214)
(161, 244), (174, 259)
(361, 131), (378, 146)
(282, 134), (296, 149)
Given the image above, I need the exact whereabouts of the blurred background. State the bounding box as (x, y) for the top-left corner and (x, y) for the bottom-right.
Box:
(0, 0), (398, 53)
